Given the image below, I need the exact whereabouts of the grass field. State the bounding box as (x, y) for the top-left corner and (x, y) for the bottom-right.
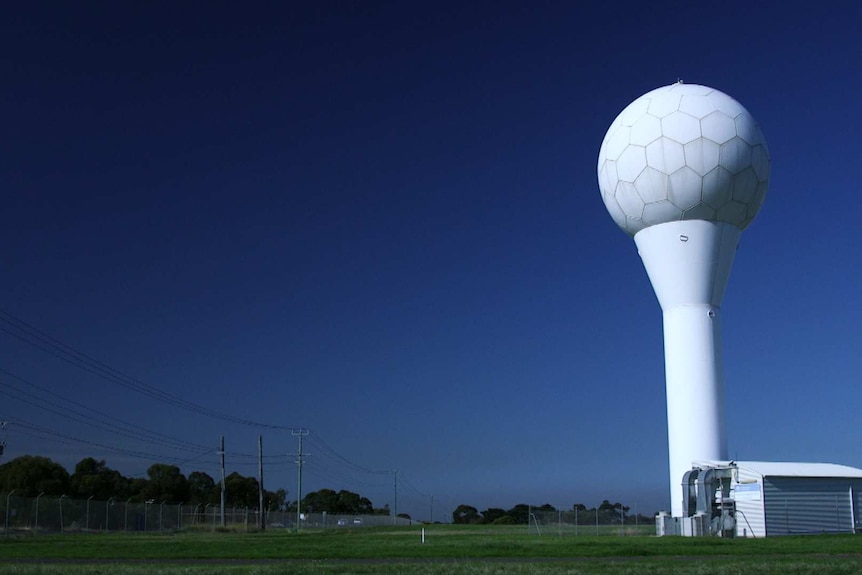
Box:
(1, 526), (861, 574)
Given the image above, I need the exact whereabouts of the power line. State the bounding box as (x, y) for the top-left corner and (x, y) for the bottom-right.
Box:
(0, 367), (212, 453)
(306, 430), (390, 475)
(0, 308), (416, 499)
(0, 308), (293, 429)
(0, 415), (215, 464)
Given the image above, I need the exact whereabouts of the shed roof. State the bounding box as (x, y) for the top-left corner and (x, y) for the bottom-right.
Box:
(694, 460), (862, 479)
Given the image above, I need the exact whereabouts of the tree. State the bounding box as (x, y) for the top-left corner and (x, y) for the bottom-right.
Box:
(142, 464), (189, 503)
(128, 477), (148, 500)
(480, 507), (508, 524)
(268, 488), (288, 511)
(70, 457), (127, 499)
(0, 455), (70, 496)
(302, 488), (336, 513)
(188, 471), (217, 506)
(301, 488), (375, 514)
(224, 472), (258, 508)
(335, 490), (373, 514)
(506, 504), (530, 525)
(452, 504), (480, 524)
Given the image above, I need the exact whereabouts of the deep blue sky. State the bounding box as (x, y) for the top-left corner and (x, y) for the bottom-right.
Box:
(2, 1), (861, 520)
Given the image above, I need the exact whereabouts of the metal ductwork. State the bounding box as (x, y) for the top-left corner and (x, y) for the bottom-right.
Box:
(682, 468), (700, 517)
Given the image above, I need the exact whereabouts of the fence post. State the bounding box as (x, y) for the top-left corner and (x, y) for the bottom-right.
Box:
(5, 490), (15, 536)
(59, 495), (67, 534)
(86, 495), (94, 531)
(125, 498), (132, 532)
(34, 492), (44, 535)
(106, 498), (114, 533)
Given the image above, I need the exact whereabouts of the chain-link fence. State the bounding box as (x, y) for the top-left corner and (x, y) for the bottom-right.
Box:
(267, 511), (414, 529)
(527, 507), (655, 536)
(0, 492), (415, 535)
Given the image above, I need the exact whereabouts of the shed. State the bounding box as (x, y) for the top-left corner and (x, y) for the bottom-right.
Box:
(695, 460), (862, 537)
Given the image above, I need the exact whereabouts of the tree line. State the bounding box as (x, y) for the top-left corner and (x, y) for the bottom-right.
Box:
(0, 455), (391, 515)
(452, 501), (653, 525)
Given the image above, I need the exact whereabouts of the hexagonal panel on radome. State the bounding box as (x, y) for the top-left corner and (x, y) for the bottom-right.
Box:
(667, 166), (703, 211)
(678, 93), (717, 119)
(646, 138), (686, 174)
(735, 114), (763, 146)
(675, 84), (713, 97)
(707, 91), (744, 118)
(661, 111), (701, 144)
(604, 125), (631, 161)
(642, 200), (683, 226)
(615, 181), (646, 219)
(701, 111), (737, 145)
(684, 138), (721, 177)
(716, 200), (748, 227)
(747, 181), (769, 218)
(616, 97), (651, 127)
(732, 167), (759, 203)
(751, 145), (770, 181)
(629, 114), (662, 146)
(701, 166), (734, 209)
(634, 167), (669, 204)
(719, 137), (753, 174)
(616, 145), (647, 182)
(625, 216), (646, 235)
(602, 192), (627, 227)
(599, 159), (619, 196)
(602, 118), (622, 146)
(683, 202), (717, 221)
(642, 86), (670, 99)
(647, 92), (682, 118)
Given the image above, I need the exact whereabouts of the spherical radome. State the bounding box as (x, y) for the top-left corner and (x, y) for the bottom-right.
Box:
(597, 83), (770, 236)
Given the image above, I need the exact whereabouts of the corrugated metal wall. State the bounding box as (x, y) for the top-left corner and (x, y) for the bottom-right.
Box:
(732, 466), (765, 538)
(763, 477), (862, 535)
(854, 486), (862, 532)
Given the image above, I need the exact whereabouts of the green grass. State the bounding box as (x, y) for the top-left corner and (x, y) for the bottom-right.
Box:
(0, 526), (861, 574)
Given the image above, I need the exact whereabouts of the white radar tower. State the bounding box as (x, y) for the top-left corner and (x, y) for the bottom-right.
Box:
(596, 83), (770, 516)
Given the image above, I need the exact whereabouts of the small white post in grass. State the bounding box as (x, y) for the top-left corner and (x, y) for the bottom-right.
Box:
(421, 527), (425, 543)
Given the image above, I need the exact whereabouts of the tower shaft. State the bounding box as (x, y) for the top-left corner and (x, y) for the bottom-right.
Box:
(634, 220), (740, 517)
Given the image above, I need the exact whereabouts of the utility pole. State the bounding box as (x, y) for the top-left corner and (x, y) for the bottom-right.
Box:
(258, 435), (265, 531)
(0, 422), (7, 461)
(392, 469), (398, 525)
(220, 436), (226, 527)
(292, 428), (309, 530)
